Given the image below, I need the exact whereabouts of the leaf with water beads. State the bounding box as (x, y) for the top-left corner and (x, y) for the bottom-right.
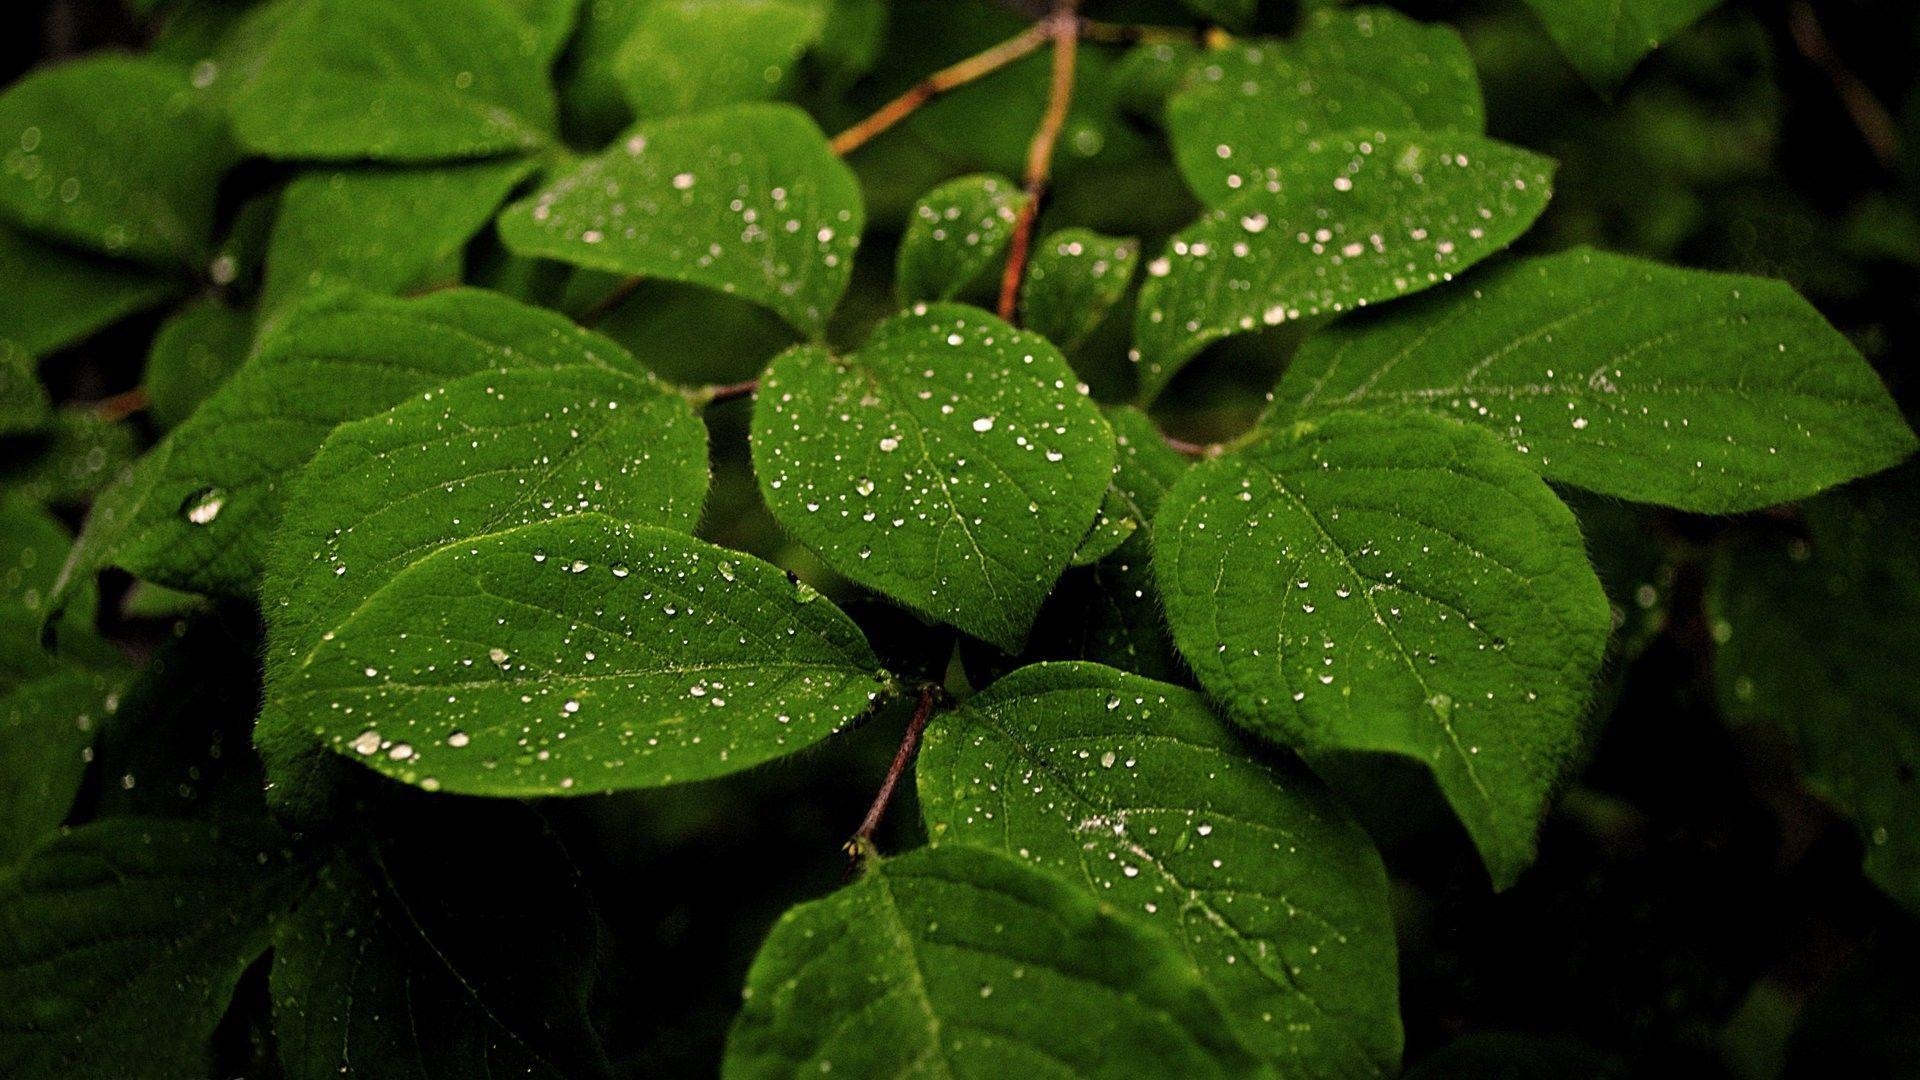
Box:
(724, 843), (1266, 1079)
(1166, 8), (1485, 207)
(1272, 247), (1918, 513)
(0, 57), (234, 267)
(895, 173), (1027, 305)
(918, 662), (1403, 1076)
(498, 103), (863, 339)
(1019, 227), (1139, 353)
(228, 0), (558, 161)
(1518, 0), (1724, 93)
(750, 303), (1115, 651)
(268, 514), (889, 797)
(612, 0), (827, 120)
(1133, 131), (1554, 402)
(1155, 410), (1610, 887)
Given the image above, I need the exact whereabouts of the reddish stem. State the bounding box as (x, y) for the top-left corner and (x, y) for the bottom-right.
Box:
(996, 0), (1081, 324)
(849, 686), (939, 860)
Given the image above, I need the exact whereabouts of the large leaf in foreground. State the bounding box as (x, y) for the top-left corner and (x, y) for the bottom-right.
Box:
(1134, 131), (1554, 400)
(1156, 411), (1610, 886)
(919, 663), (1401, 1076)
(1274, 248), (1916, 512)
(724, 844), (1263, 1079)
(1167, 8), (1484, 206)
(55, 288), (641, 601)
(0, 819), (304, 1079)
(499, 103), (862, 338)
(272, 795), (609, 1079)
(751, 304), (1114, 651)
(229, 0), (557, 161)
(1519, 0), (1724, 93)
(267, 515), (888, 796)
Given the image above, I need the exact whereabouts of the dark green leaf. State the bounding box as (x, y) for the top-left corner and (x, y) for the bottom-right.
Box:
(895, 173), (1026, 305)
(918, 662), (1402, 1075)
(750, 304), (1114, 650)
(1519, 0), (1724, 92)
(144, 300), (254, 431)
(1273, 248), (1917, 512)
(1156, 411), (1610, 886)
(1019, 227), (1138, 353)
(724, 843), (1265, 1078)
(613, 0), (826, 119)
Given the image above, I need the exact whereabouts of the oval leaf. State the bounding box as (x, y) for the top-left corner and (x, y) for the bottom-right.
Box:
(896, 173), (1027, 305)
(1020, 227), (1139, 353)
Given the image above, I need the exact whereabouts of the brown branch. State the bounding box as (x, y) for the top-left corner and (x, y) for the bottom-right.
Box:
(697, 378), (759, 406)
(996, 0), (1081, 323)
(1160, 432), (1218, 458)
(848, 685), (938, 863)
(1077, 19), (1206, 46)
(92, 387), (149, 424)
(830, 23), (1053, 157)
(1788, 1), (1899, 169)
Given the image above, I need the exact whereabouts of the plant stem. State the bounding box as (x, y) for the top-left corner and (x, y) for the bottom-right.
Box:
(1161, 432), (1217, 458)
(849, 685), (938, 862)
(1787, 2), (1898, 169)
(830, 22), (1053, 157)
(697, 378), (759, 406)
(1077, 19), (1207, 46)
(996, 0), (1081, 324)
(93, 387), (148, 423)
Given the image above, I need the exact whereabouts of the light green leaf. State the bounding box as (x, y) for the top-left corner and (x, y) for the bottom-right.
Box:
(750, 304), (1114, 651)
(1167, 9), (1484, 207)
(1155, 411), (1610, 886)
(895, 173), (1026, 305)
(1020, 227), (1139, 353)
(724, 843), (1265, 1079)
(266, 514), (889, 796)
(144, 300), (254, 431)
(0, 819), (305, 1079)
(614, 0), (826, 119)
(499, 103), (863, 338)
(229, 0), (558, 161)
(1519, 0), (1724, 92)
(0, 356), (46, 436)
(1273, 248), (1917, 512)
(272, 795), (609, 1079)
(1134, 131), (1554, 401)
(1709, 466), (1920, 912)
(918, 662), (1402, 1075)
(0, 57), (235, 265)
(499, 0), (584, 63)
(54, 288), (645, 602)
(261, 158), (536, 311)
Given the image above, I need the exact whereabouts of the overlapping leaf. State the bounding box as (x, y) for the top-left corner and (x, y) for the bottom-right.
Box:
(1019, 227), (1138, 352)
(614, 0), (826, 119)
(895, 173), (1026, 304)
(1519, 0), (1725, 92)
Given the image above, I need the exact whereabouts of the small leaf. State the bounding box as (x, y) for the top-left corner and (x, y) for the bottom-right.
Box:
(1167, 9), (1484, 207)
(266, 514), (888, 796)
(0, 408), (140, 507)
(1069, 488), (1138, 567)
(144, 300), (253, 431)
(1273, 248), (1917, 512)
(0, 819), (305, 1079)
(261, 158), (537, 311)
(272, 794), (610, 1078)
(750, 303), (1114, 650)
(1134, 131), (1554, 400)
(918, 662), (1403, 1074)
(56, 288), (644, 601)
(724, 844), (1265, 1079)
(1519, 0), (1724, 93)
(499, 103), (863, 338)
(895, 173), (1026, 305)
(229, 0), (558, 161)
(1156, 411), (1610, 886)
(613, 0), (826, 119)
(0, 57), (235, 265)
(1019, 227), (1139, 353)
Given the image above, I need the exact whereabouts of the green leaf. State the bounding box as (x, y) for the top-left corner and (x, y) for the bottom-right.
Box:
(0, 818), (305, 1078)
(918, 662), (1402, 1074)
(750, 304), (1115, 650)
(144, 300), (254, 431)
(260, 362), (707, 687)
(724, 843), (1265, 1079)
(500, 0), (584, 63)
(1167, 9), (1483, 208)
(1709, 466), (1920, 912)
(1272, 248), (1917, 512)
(1155, 411), (1610, 886)
(0, 407), (141, 507)
(0, 356), (47, 436)
(229, 0), (558, 161)
(1519, 0), (1724, 93)
(0, 57), (235, 265)
(56, 288), (644, 601)
(1179, 0), (1256, 31)
(272, 794), (609, 1078)
(261, 158), (537, 311)
(1019, 227), (1139, 353)
(1134, 131), (1555, 401)
(265, 514), (889, 796)
(895, 173), (1026, 305)
(613, 0), (826, 119)
(499, 103), (863, 338)
(1069, 488), (1138, 567)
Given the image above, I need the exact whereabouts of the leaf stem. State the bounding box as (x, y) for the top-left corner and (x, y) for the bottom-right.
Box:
(1077, 19), (1212, 46)
(1787, 2), (1898, 169)
(996, 0), (1081, 324)
(829, 22), (1053, 157)
(693, 378), (759, 407)
(848, 684), (939, 863)
(572, 274), (645, 327)
(93, 386), (149, 423)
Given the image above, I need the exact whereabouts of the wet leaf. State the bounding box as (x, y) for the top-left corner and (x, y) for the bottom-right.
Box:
(1019, 227), (1139, 353)
(1519, 0), (1724, 93)
(895, 173), (1026, 305)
